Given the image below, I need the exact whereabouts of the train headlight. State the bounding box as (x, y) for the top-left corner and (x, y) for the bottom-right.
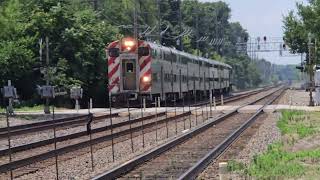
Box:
(124, 40), (135, 47)
(123, 38), (136, 51)
(143, 76), (150, 83)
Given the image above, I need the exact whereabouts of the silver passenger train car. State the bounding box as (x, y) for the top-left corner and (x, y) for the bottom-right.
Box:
(107, 38), (232, 102)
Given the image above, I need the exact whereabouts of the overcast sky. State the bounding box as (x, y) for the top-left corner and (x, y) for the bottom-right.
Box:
(203, 0), (307, 65)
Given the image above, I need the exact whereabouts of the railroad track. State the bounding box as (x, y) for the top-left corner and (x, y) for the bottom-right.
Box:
(0, 86), (272, 156)
(0, 86), (278, 177)
(0, 113), (119, 139)
(0, 86), (270, 142)
(92, 86), (285, 179)
(0, 85), (272, 140)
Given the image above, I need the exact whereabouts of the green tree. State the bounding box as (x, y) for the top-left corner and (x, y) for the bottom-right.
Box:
(0, 0), (119, 106)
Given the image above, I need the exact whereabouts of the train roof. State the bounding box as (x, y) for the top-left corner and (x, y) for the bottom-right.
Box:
(148, 42), (232, 69)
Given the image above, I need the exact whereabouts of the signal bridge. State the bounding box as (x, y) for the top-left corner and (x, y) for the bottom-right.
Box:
(236, 39), (302, 57)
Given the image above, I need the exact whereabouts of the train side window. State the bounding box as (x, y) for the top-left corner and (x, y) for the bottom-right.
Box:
(152, 49), (157, 59)
(152, 73), (158, 81)
(126, 63), (134, 72)
(181, 57), (188, 64)
(183, 75), (187, 82)
(138, 47), (149, 56)
(108, 48), (119, 57)
(171, 53), (176, 63)
(165, 73), (170, 81)
(164, 52), (169, 61)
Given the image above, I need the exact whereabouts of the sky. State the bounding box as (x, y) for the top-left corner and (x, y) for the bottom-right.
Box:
(204, 0), (307, 65)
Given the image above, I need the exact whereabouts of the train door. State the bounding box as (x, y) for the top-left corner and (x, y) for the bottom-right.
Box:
(212, 70), (215, 95)
(219, 67), (222, 93)
(193, 73), (196, 95)
(122, 59), (137, 91)
(203, 72), (206, 96)
(161, 66), (164, 99)
(179, 69), (182, 98)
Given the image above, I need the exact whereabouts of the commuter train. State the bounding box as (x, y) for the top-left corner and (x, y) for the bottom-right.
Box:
(106, 37), (232, 103)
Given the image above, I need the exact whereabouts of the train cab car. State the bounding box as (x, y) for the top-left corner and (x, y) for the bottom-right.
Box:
(107, 37), (151, 102)
(106, 38), (232, 103)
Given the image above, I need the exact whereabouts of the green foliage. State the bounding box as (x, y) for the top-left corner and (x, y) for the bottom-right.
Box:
(224, 56), (263, 89)
(0, 0), (279, 107)
(247, 143), (306, 178)
(227, 160), (246, 172)
(278, 110), (316, 138)
(229, 111), (320, 179)
(246, 142), (320, 178)
(227, 143), (320, 178)
(0, 0), (118, 106)
(283, 0), (320, 63)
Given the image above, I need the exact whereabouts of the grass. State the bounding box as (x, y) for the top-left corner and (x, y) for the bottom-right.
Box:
(0, 105), (69, 112)
(228, 110), (320, 179)
(1, 105), (43, 111)
(277, 110), (317, 138)
(15, 105), (44, 112)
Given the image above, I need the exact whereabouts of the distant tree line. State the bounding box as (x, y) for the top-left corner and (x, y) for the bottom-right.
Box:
(0, 0), (297, 107)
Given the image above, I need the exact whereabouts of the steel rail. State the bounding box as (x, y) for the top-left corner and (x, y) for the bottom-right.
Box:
(0, 86), (279, 174)
(0, 113), (119, 139)
(0, 112), (190, 173)
(0, 112), (166, 156)
(0, 86), (271, 155)
(0, 114), (89, 133)
(92, 86), (284, 180)
(178, 88), (285, 180)
(0, 86), (270, 139)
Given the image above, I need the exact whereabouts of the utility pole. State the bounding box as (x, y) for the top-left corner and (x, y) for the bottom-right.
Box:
(93, 0), (98, 10)
(133, 0), (138, 40)
(178, 0), (183, 51)
(214, 10), (218, 54)
(195, 9), (199, 56)
(44, 37), (50, 114)
(308, 33), (315, 106)
(157, 0), (161, 44)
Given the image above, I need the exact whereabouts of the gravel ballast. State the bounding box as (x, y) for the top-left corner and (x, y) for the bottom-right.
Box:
(198, 112), (281, 180)
(0, 88), (281, 179)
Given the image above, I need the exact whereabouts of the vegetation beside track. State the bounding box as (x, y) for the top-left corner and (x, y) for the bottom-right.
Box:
(0, 105), (43, 112)
(228, 110), (320, 179)
(0, 0), (299, 108)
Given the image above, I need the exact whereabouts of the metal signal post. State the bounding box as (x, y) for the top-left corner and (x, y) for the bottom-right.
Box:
(133, 0), (138, 40)
(308, 33), (316, 106)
